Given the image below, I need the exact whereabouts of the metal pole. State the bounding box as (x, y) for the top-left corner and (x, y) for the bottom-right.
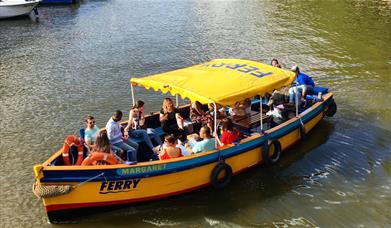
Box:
(295, 78), (299, 117)
(130, 83), (135, 107)
(260, 96), (263, 131)
(176, 94), (179, 107)
(213, 102), (218, 148)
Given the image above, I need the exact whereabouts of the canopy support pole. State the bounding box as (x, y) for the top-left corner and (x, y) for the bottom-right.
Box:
(131, 83), (135, 107)
(213, 102), (218, 150)
(260, 96), (263, 132)
(295, 79), (299, 117)
(175, 94), (179, 107)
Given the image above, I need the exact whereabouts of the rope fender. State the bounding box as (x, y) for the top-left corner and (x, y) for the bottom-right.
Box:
(32, 183), (73, 198)
(32, 173), (105, 198)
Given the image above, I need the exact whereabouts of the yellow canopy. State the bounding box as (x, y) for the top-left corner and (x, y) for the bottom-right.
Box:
(130, 59), (296, 106)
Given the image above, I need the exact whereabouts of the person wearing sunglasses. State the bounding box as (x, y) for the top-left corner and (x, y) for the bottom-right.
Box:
(84, 115), (100, 149)
(158, 134), (182, 160)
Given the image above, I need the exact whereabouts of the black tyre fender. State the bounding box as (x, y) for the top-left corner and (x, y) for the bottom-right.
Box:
(210, 162), (233, 189)
(326, 100), (337, 117)
(262, 138), (282, 164)
(299, 123), (306, 140)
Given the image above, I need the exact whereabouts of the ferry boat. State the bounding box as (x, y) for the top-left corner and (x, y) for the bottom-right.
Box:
(32, 59), (337, 222)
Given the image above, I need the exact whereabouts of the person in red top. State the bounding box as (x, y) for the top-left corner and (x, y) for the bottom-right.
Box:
(159, 134), (183, 160)
(215, 118), (239, 147)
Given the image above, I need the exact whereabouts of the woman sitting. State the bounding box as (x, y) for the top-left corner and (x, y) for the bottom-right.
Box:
(214, 118), (239, 148)
(207, 103), (226, 120)
(190, 101), (213, 134)
(81, 130), (124, 165)
(158, 134), (183, 160)
(124, 100), (162, 152)
(229, 98), (251, 117)
(160, 98), (186, 141)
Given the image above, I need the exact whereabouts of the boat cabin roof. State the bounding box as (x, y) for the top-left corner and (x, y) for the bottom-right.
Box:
(130, 59), (296, 106)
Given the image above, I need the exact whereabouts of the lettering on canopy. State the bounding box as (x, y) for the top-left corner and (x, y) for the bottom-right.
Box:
(201, 62), (273, 78)
(117, 164), (167, 176)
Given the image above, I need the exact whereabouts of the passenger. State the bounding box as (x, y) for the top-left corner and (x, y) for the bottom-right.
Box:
(185, 133), (201, 151)
(190, 101), (213, 134)
(159, 134), (183, 160)
(124, 100), (162, 152)
(207, 103), (226, 120)
(271, 58), (281, 68)
(214, 118), (239, 147)
(289, 65), (315, 104)
(84, 115), (99, 149)
(229, 98), (251, 117)
(191, 126), (216, 154)
(160, 98), (186, 141)
(176, 140), (189, 156)
(267, 87), (290, 108)
(266, 104), (288, 126)
(82, 130), (124, 165)
(106, 110), (138, 164)
(84, 115), (125, 157)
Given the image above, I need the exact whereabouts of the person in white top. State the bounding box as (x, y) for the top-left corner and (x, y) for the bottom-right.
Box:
(106, 110), (138, 163)
(124, 100), (162, 152)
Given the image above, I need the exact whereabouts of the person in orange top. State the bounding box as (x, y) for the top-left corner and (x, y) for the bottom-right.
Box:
(159, 134), (183, 160)
(215, 118), (239, 147)
(82, 130), (124, 165)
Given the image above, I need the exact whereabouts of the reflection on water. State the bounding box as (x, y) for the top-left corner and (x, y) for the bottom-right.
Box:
(0, 0), (390, 227)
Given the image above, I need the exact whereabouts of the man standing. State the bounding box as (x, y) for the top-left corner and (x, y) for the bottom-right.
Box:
(289, 65), (315, 104)
(106, 110), (138, 163)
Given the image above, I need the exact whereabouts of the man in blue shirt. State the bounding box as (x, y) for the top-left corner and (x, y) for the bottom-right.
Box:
(84, 115), (100, 148)
(289, 65), (315, 104)
(192, 126), (216, 153)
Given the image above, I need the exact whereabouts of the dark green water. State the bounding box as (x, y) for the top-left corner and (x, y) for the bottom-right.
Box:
(1, 0), (390, 227)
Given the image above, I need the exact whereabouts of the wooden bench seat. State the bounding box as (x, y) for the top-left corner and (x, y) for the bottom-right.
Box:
(231, 111), (271, 129)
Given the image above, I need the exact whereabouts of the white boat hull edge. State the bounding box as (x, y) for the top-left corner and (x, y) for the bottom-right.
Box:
(0, 1), (40, 19)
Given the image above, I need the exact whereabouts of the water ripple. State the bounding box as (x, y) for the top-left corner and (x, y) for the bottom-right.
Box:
(1, 0), (391, 227)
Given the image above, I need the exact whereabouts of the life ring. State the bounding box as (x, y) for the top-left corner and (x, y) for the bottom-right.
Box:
(210, 162), (232, 189)
(325, 100), (337, 117)
(81, 152), (118, 166)
(62, 135), (84, 166)
(262, 138), (281, 164)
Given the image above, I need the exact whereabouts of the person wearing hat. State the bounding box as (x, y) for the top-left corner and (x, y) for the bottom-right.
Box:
(288, 65), (315, 104)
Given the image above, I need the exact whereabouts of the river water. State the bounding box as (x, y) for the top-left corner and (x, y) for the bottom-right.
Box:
(1, 0), (390, 227)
